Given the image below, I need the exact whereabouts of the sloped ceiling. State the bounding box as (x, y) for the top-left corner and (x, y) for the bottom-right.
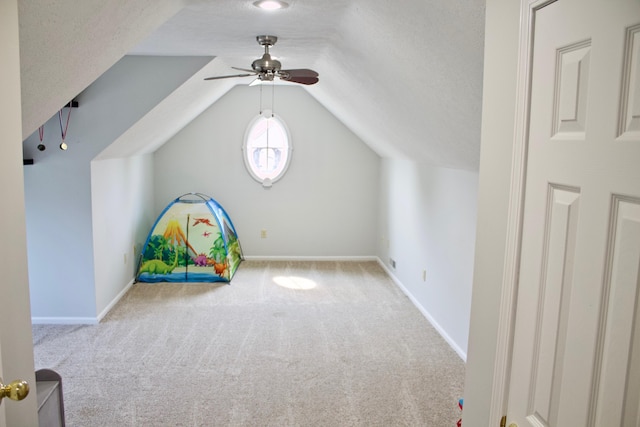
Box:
(18, 0), (185, 139)
(19, 0), (485, 171)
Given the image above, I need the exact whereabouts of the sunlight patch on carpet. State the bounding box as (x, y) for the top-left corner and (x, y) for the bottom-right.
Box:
(273, 275), (317, 290)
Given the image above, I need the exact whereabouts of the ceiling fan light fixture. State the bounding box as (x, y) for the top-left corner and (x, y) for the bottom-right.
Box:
(253, 0), (288, 10)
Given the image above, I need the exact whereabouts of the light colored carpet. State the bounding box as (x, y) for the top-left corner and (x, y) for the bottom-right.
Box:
(33, 260), (465, 426)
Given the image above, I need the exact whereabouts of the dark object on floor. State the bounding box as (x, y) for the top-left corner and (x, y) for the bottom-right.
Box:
(36, 369), (65, 427)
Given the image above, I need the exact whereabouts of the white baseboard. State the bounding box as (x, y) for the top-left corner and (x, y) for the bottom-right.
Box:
(97, 278), (135, 322)
(31, 317), (98, 325)
(31, 279), (135, 325)
(243, 255), (378, 261)
(376, 258), (467, 362)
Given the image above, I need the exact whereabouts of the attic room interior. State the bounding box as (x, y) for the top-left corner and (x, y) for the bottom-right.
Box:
(4, 0), (639, 426)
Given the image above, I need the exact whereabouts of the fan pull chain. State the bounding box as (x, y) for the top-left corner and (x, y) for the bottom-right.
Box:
(271, 80), (275, 117)
(266, 109), (270, 146)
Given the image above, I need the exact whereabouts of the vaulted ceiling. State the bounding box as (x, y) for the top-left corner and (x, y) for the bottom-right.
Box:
(19, 0), (485, 171)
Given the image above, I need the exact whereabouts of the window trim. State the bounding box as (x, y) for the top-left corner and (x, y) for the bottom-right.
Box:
(242, 109), (293, 188)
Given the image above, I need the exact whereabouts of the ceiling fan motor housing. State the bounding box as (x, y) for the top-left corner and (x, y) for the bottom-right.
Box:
(253, 36), (281, 73)
(252, 53), (282, 73)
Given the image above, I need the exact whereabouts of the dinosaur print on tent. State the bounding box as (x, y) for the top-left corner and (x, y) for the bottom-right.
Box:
(136, 193), (243, 283)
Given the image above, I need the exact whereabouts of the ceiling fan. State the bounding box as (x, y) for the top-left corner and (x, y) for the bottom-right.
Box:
(204, 35), (319, 85)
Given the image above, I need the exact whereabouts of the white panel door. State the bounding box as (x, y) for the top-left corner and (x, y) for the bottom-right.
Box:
(507, 0), (640, 426)
(0, 337), (5, 427)
(0, 0), (39, 426)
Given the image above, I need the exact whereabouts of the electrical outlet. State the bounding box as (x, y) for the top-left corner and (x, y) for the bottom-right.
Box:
(260, 229), (267, 238)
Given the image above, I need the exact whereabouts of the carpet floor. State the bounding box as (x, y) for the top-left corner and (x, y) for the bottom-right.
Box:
(33, 260), (465, 426)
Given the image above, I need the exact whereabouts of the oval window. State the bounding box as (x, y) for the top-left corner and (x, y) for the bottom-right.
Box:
(243, 110), (292, 187)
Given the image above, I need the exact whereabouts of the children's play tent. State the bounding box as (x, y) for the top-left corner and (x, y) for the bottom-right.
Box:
(136, 193), (243, 283)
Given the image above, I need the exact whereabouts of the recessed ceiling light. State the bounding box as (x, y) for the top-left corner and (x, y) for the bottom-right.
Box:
(253, 0), (289, 10)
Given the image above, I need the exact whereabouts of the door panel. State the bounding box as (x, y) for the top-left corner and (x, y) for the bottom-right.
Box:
(530, 185), (580, 425)
(508, 0), (640, 425)
(618, 25), (640, 140)
(594, 198), (640, 426)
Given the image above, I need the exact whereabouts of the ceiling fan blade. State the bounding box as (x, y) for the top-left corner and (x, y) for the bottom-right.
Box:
(232, 66), (257, 73)
(280, 69), (319, 78)
(204, 73), (255, 81)
(281, 75), (319, 85)
(279, 69), (320, 85)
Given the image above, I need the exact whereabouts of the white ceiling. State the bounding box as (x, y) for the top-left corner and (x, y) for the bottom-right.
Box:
(19, 0), (485, 170)
(18, 0), (183, 139)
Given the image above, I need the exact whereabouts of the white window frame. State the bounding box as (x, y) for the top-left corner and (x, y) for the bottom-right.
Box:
(242, 109), (292, 188)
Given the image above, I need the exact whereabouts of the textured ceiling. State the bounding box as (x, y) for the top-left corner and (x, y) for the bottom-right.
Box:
(20, 0), (485, 170)
(130, 1), (350, 62)
(18, 0), (185, 139)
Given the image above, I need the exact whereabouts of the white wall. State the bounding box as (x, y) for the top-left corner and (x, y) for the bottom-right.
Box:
(154, 85), (380, 257)
(91, 154), (155, 318)
(463, 0), (521, 425)
(377, 158), (478, 359)
(24, 55), (211, 321)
